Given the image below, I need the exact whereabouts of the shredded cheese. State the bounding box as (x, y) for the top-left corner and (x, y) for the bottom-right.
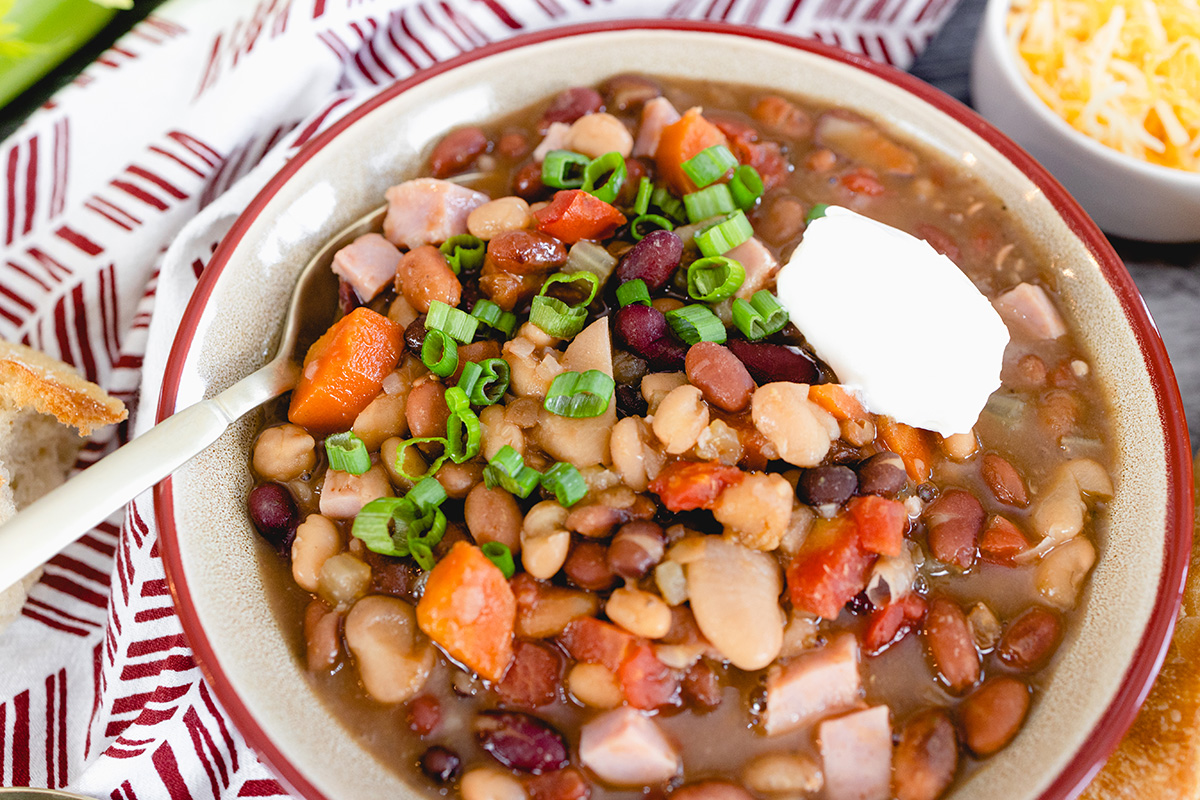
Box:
(1008, 0), (1200, 172)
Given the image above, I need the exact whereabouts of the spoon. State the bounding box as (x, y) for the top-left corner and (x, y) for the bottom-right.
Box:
(0, 205), (387, 593)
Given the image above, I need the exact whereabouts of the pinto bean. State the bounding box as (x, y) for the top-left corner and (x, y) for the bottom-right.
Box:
(397, 245), (461, 313)
(857, 452), (907, 498)
(752, 95), (812, 138)
(567, 662), (623, 709)
(465, 484), (523, 554)
(304, 600), (341, 672)
(607, 587), (672, 639)
(602, 74), (661, 111)
(681, 660), (723, 711)
(961, 676), (1030, 756)
(923, 596), (980, 694)
(253, 424), (316, 481)
(352, 392), (408, 451)
(608, 521), (666, 579)
(996, 606), (1062, 671)
(461, 766), (528, 800)
(436, 460), (483, 499)
(481, 230), (568, 310)
(924, 489), (984, 569)
(565, 541), (616, 592)
(406, 380), (449, 440)
(893, 710), (958, 800)
(512, 161), (548, 202)
(685, 342), (755, 413)
(982, 453), (1029, 507)
(430, 127), (488, 178)
(511, 573), (602, 639)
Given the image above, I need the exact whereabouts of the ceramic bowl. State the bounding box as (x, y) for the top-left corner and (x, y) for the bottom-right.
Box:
(971, 0), (1200, 243)
(155, 21), (1193, 800)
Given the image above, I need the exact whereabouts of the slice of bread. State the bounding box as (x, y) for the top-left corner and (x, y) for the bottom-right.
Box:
(1080, 451), (1200, 799)
(0, 340), (127, 633)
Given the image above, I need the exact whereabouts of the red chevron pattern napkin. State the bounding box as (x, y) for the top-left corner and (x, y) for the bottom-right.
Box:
(0, 0), (960, 796)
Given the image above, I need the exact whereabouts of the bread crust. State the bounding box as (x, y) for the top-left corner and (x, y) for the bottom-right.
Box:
(0, 340), (126, 436)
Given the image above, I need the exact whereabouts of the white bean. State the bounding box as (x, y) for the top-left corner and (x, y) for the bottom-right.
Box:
(565, 112), (633, 158)
(461, 767), (528, 800)
(468, 196), (533, 240)
(567, 662), (623, 709)
(521, 500), (571, 579)
(253, 424), (316, 482)
(344, 595), (434, 704)
(1036, 536), (1096, 610)
(292, 514), (342, 592)
(317, 553), (371, 607)
(751, 383), (833, 467)
(652, 385), (709, 455)
(606, 586), (672, 639)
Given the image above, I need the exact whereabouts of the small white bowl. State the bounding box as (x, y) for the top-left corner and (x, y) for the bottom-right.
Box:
(971, 0), (1200, 243)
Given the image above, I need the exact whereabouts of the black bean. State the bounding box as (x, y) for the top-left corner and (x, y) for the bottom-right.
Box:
(616, 230), (683, 290)
(404, 316), (427, 355)
(616, 383), (648, 418)
(797, 465), (857, 507)
(247, 484), (297, 548)
(845, 591), (874, 615)
(419, 746), (461, 783)
(615, 303), (688, 370)
(857, 452), (908, 498)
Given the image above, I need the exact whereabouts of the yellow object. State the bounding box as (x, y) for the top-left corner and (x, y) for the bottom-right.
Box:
(1007, 0), (1200, 172)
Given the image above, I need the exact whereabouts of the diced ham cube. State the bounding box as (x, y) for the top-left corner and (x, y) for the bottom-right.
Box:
(634, 97), (682, 157)
(579, 706), (680, 786)
(534, 122), (572, 163)
(332, 233), (402, 302)
(383, 178), (489, 250)
(318, 464), (392, 519)
(727, 236), (780, 300)
(994, 282), (1067, 340)
(762, 633), (861, 736)
(818, 706), (893, 800)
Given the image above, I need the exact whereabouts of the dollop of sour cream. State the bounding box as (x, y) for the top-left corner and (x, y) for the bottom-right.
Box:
(775, 206), (1010, 436)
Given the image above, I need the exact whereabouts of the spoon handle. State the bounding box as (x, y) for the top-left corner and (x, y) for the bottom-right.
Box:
(0, 360), (297, 593)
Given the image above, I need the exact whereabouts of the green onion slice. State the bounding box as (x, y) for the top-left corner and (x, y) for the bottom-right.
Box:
(542, 150), (590, 189)
(444, 386), (481, 463)
(541, 270), (600, 307)
(420, 329), (459, 378)
(543, 370), (615, 418)
(529, 271), (600, 339)
(729, 165), (765, 210)
(439, 234), (486, 274)
(684, 183), (736, 223)
(471, 299), (518, 339)
(630, 214), (674, 241)
(351, 494), (445, 568)
(616, 279), (651, 308)
(682, 144), (738, 188)
(426, 300), (478, 343)
(407, 477), (447, 514)
(483, 445), (542, 498)
(695, 210), (754, 258)
(666, 304), (727, 344)
(732, 290), (790, 340)
(650, 185), (687, 223)
(687, 256), (746, 303)
(633, 176), (652, 216)
(458, 358), (511, 406)
(806, 203), (829, 223)
(481, 542), (516, 579)
(394, 437), (449, 483)
(541, 462), (588, 507)
(581, 151), (627, 204)
(325, 431), (370, 475)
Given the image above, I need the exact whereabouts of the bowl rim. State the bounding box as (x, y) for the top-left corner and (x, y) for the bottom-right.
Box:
(153, 19), (1194, 800)
(977, 0), (1200, 186)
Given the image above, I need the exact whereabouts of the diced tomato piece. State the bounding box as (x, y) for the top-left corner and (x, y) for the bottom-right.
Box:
(863, 593), (927, 655)
(655, 108), (729, 195)
(839, 167), (885, 196)
(808, 383), (867, 421)
(559, 617), (637, 673)
(848, 495), (907, 557)
(877, 418), (936, 482)
(533, 190), (626, 244)
(732, 138), (790, 191)
(979, 515), (1031, 565)
(648, 461), (744, 512)
(786, 516), (876, 619)
(288, 307), (404, 434)
(618, 643), (680, 710)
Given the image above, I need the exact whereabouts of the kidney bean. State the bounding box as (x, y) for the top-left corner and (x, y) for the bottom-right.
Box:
(404, 316), (427, 356)
(512, 161), (549, 201)
(406, 694), (442, 735)
(797, 465), (857, 507)
(248, 483), (297, 548)
(564, 540), (617, 592)
(960, 676), (1030, 756)
(498, 131), (530, 159)
(419, 745), (462, 783)
(726, 340), (818, 385)
(303, 600), (340, 672)
(981, 453), (1029, 507)
(671, 782), (754, 800)
(602, 73), (661, 111)
(893, 710), (958, 800)
(1039, 390), (1077, 439)
(617, 230), (683, 290)
(923, 596), (980, 694)
(475, 711), (569, 773)
(978, 516), (1030, 565)
(996, 606), (1063, 671)
(684, 342), (755, 412)
(615, 303), (688, 371)
(608, 521), (666, 580)
(430, 127), (488, 179)
(752, 95), (812, 139)
(682, 660), (723, 710)
(497, 640), (564, 708)
(566, 504), (625, 539)
(539, 87), (604, 131)
(406, 380), (450, 440)
(525, 767), (592, 800)
(857, 452), (907, 498)
(923, 489), (984, 569)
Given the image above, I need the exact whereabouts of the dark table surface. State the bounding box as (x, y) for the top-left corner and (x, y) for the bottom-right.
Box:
(4, 0), (1199, 446)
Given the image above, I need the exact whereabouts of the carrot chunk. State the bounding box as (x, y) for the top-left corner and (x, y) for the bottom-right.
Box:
(648, 461), (744, 512)
(287, 307), (403, 435)
(848, 495), (907, 557)
(808, 384), (868, 421)
(416, 541), (516, 682)
(654, 108), (729, 196)
(532, 190), (626, 244)
(877, 418), (936, 482)
(786, 516), (875, 619)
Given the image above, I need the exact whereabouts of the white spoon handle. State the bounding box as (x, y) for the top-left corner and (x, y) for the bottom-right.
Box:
(0, 360), (297, 592)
